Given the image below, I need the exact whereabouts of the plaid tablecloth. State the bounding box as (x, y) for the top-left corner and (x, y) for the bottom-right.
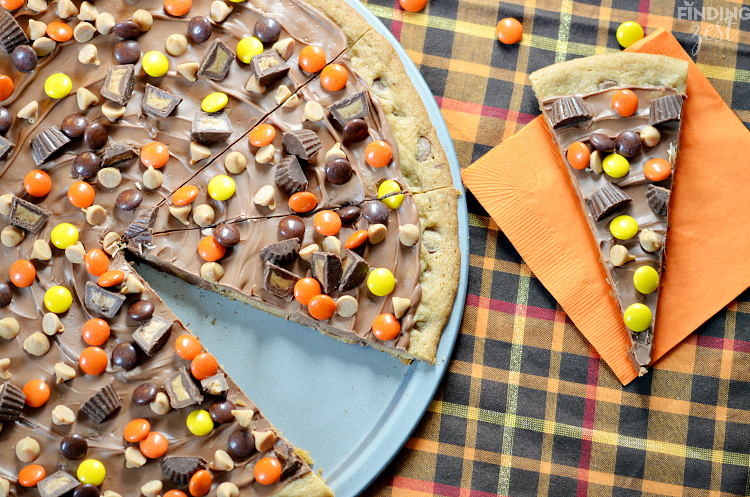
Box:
(359, 1), (750, 495)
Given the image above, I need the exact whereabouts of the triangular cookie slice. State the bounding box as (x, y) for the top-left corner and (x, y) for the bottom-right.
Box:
(530, 53), (689, 375)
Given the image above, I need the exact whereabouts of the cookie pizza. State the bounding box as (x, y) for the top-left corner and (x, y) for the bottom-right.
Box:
(0, 0), (460, 495)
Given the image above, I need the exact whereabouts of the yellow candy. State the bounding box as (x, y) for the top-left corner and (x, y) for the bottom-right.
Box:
(143, 51), (169, 77)
(633, 266), (659, 294)
(187, 409), (214, 436)
(77, 459), (106, 486)
(44, 73), (72, 99)
(208, 175), (236, 201)
(367, 268), (395, 297)
(236, 37), (264, 64)
(202, 92), (229, 113)
(377, 180), (404, 209)
(616, 22), (644, 48)
(609, 215), (638, 240)
(45, 286), (73, 314)
(51, 222), (79, 249)
(623, 303), (652, 332)
(602, 154), (629, 178)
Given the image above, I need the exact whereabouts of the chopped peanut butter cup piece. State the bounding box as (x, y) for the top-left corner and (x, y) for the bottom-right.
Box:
(311, 252), (342, 295)
(192, 111), (232, 144)
(101, 64), (136, 106)
(133, 316), (173, 357)
(85, 281), (126, 318)
(197, 39), (234, 80)
(329, 92), (369, 127)
(262, 262), (299, 300)
(250, 49), (289, 85)
(260, 239), (300, 266)
(142, 83), (182, 118)
(10, 196), (50, 233)
(164, 366), (203, 409)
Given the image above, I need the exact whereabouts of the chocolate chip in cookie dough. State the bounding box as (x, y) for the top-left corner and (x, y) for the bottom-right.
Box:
(311, 252), (342, 294)
(37, 471), (80, 497)
(85, 281), (126, 318)
(649, 94), (683, 126)
(164, 366), (203, 409)
(101, 143), (139, 168)
(133, 316), (173, 357)
(191, 111), (233, 144)
(282, 129), (321, 161)
(275, 155), (308, 196)
(262, 262), (300, 300)
(79, 382), (122, 424)
(31, 125), (71, 165)
(162, 456), (208, 485)
(142, 83), (183, 118)
(0, 381), (25, 421)
(0, 11), (29, 55)
(329, 92), (370, 127)
(10, 196), (50, 233)
(587, 182), (632, 221)
(197, 39), (235, 80)
(250, 49), (289, 85)
(101, 64), (136, 106)
(548, 95), (593, 129)
(260, 239), (300, 266)
(646, 184), (670, 216)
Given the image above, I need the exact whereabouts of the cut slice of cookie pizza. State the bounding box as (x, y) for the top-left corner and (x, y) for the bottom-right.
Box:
(530, 53), (688, 375)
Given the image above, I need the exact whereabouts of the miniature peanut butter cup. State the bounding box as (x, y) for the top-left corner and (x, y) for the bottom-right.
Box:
(646, 184), (670, 216)
(101, 143), (139, 168)
(197, 39), (234, 80)
(201, 373), (228, 397)
(163, 456), (208, 485)
(84, 281), (127, 318)
(282, 129), (321, 161)
(101, 65), (136, 106)
(133, 316), (173, 356)
(250, 50), (289, 85)
(0, 382), (25, 421)
(142, 84), (182, 118)
(0, 12), (29, 54)
(587, 182), (632, 221)
(649, 94), (683, 126)
(122, 207), (159, 247)
(79, 382), (122, 424)
(30, 125), (71, 165)
(549, 95), (593, 129)
(37, 471), (80, 497)
(339, 250), (370, 291)
(260, 239), (300, 266)
(275, 155), (308, 196)
(329, 92), (370, 127)
(262, 263), (299, 300)
(192, 111), (232, 144)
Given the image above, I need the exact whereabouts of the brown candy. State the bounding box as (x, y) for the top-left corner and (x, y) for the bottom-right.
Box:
(0, 283), (11, 309)
(209, 398), (235, 424)
(325, 159), (353, 185)
(79, 382), (122, 424)
(200, 373), (228, 397)
(311, 252), (342, 294)
(614, 130), (641, 157)
(275, 155), (308, 196)
(131, 383), (158, 406)
(588, 132), (614, 152)
(111, 342), (139, 371)
(73, 151), (100, 179)
(587, 182), (632, 221)
(262, 263), (299, 300)
(227, 430), (255, 459)
(187, 16), (212, 44)
(133, 316), (173, 356)
(84, 281), (126, 318)
(10, 196), (50, 233)
(362, 200), (389, 225)
(116, 188), (143, 211)
(213, 223), (240, 247)
(101, 64), (136, 106)
(282, 129), (321, 161)
(250, 49), (290, 85)
(60, 114), (88, 138)
(329, 92), (370, 127)
(128, 299), (155, 321)
(84, 122), (108, 150)
(338, 205), (361, 224)
(114, 39), (140, 64)
(343, 119), (368, 142)
(142, 84), (182, 118)
(31, 125), (70, 165)
(197, 39), (234, 80)
(260, 239), (300, 266)
(192, 111), (232, 144)
(278, 215), (305, 241)
(549, 95), (593, 129)
(164, 366), (203, 409)
(60, 434), (88, 460)
(113, 20), (140, 39)
(254, 17), (281, 43)
(0, 107), (11, 133)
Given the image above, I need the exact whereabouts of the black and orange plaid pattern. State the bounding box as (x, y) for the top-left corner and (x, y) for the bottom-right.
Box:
(358, 0), (750, 495)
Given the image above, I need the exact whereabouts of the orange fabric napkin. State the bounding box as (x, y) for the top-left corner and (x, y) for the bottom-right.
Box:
(462, 28), (750, 385)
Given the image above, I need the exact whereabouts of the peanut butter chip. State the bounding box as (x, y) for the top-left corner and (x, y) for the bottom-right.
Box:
(336, 295), (358, 318)
(398, 224), (420, 246)
(166, 34), (188, 56)
(324, 143), (346, 163)
(217, 482), (239, 497)
(65, 241), (86, 264)
(57, 0), (78, 18)
(210, 1), (233, 22)
(253, 185), (275, 209)
(255, 144), (276, 165)
(299, 244), (319, 262)
(78, 1), (99, 21)
(210, 450), (234, 471)
(0, 194), (12, 215)
(252, 430), (277, 451)
(274, 85), (292, 105)
(1, 225), (24, 247)
(169, 205), (192, 226)
(610, 245), (634, 266)
(74, 22), (96, 43)
(121, 274), (145, 294)
(190, 141), (211, 164)
(150, 392), (171, 415)
(54, 362), (76, 383)
(392, 297), (412, 319)
(51, 405), (75, 425)
(224, 151), (247, 174)
(17, 101), (39, 123)
(141, 480), (162, 497)
(77, 87), (99, 110)
(42, 313), (65, 336)
(23, 332), (50, 356)
(32, 37), (55, 57)
(368, 223), (387, 244)
(282, 93), (299, 108)
(16, 437), (40, 463)
(272, 38), (295, 60)
(0, 358), (9, 380)
(200, 262), (224, 283)
(639, 229), (662, 253)
(84, 204), (107, 225)
(98, 167), (122, 189)
(177, 62), (199, 82)
(28, 19), (47, 40)
(95, 12), (115, 35)
(192, 204), (215, 226)
(125, 446), (147, 468)
(0, 318), (19, 340)
(132, 9), (153, 31)
(27, 0), (47, 14)
(322, 236), (341, 257)
(245, 73), (266, 94)
(102, 231), (121, 256)
(231, 409), (255, 428)
(31, 239), (52, 261)
(640, 125), (661, 147)
(303, 101), (325, 122)
(102, 101), (125, 121)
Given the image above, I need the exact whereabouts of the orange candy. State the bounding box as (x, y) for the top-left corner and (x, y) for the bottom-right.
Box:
(24, 170), (51, 197)
(496, 17), (523, 44)
(140, 431), (169, 459)
(372, 313), (401, 341)
(288, 191), (317, 213)
(644, 158), (672, 181)
(175, 334), (202, 360)
(313, 210), (341, 236)
(345, 230), (368, 250)
(365, 140), (393, 168)
(84, 249), (109, 277)
(254, 457), (282, 485)
(191, 352), (218, 380)
(164, 0), (192, 16)
(164, 491), (188, 497)
(47, 22), (73, 42)
(23, 379), (50, 408)
(566, 142), (590, 170)
(320, 63), (348, 91)
(294, 277), (321, 306)
(0, 0), (25, 10)
(9, 259), (35, 288)
(0, 75), (13, 101)
(612, 89), (639, 117)
(82, 318), (110, 346)
(80, 346), (108, 375)
(18, 464), (46, 487)
(197, 235), (226, 262)
(189, 470), (212, 497)
(124, 418), (151, 442)
(172, 185), (199, 206)
(249, 123), (276, 147)
(308, 294), (336, 320)
(98, 270), (124, 287)
(141, 141), (169, 169)
(68, 181), (95, 208)
(298, 45), (326, 73)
